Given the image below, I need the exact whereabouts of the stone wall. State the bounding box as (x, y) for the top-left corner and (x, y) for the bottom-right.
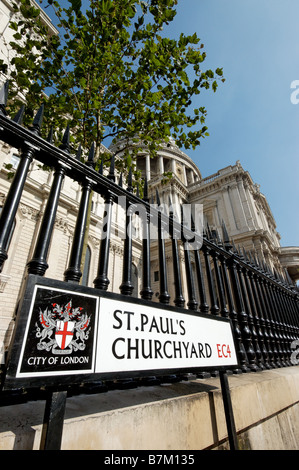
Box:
(1, 367), (299, 450)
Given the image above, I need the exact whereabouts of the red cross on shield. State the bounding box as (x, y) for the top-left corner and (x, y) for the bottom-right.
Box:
(55, 320), (74, 350)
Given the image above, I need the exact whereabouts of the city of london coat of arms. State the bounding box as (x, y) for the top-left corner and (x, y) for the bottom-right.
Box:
(35, 300), (91, 355)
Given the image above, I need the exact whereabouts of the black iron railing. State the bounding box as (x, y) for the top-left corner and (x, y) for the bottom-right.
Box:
(0, 81), (298, 392)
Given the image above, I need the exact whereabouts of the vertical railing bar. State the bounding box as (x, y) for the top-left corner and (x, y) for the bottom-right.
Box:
(0, 101), (45, 271)
(218, 253), (243, 375)
(265, 278), (284, 367)
(202, 244), (219, 316)
(27, 165), (66, 275)
(64, 179), (93, 283)
(156, 190), (170, 304)
(238, 262), (261, 371)
(140, 179), (153, 301)
(244, 264), (266, 370)
(212, 249), (229, 319)
(219, 370), (239, 450)
(119, 168), (134, 296)
(169, 203), (185, 308)
(259, 277), (280, 367)
(40, 390), (67, 450)
(194, 248), (209, 313)
(181, 205), (198, 310)
(93, 192), (115, 290)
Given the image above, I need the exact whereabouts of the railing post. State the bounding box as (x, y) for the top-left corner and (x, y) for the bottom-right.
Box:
(254, 272), (275, 368)
(211, 249), (229, 319)
(94, 192), (115, 290)
(238, 261), (260, 371)
(227, 253), (253, 373)
(140, 179), (153, 301)
(40, 391), (67, 450)
(27, 127), (71, 276)
(273, 284), (291, 366)
(202, 244), (219, 316)
(119, 169), (134, 296)
(64, 179), (93, 283)
(194, 249), (209, 313)
(0, 143), (35, 271)
(156, 190), (170, 304)
(264, 278), (284, 367)
(169, 203), (185, 308)
(27, 164), (66, 276)
(245, 265), (267, 369)
(219, 370), (239, 450)
(219, 253), (243, 374)
(0, 105), (44, 271)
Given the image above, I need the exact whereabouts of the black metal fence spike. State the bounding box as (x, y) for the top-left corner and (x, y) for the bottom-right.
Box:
(143, 177), (148, 202)
(156, 188), (161, 207)
(206, 222), (212, 239)
(108, 155), (115, 181)
(231, 240), (237, 253)
(118, 172), (123, 187)
(98, 159), (103, 175)
(86, 142), (95, 168)
(12, 105), (25, 124)
(46, 126), (54, 144)
(127, 167), (133, 192)
(221, 220), (230, 243)
(75, 143), (82, 161)
(59, 125), (70, 152)
(30, 104), (44, 134)
(0, 80), (9, 116)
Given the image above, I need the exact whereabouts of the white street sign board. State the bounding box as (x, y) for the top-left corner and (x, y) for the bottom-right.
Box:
(95, 297), (238, 373)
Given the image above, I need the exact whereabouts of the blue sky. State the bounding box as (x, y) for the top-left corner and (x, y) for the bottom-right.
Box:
(166, 0), (299, 248)
(44, 0), (299, 247)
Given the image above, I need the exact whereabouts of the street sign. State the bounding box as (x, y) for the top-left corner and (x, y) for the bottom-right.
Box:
(3, 275), (238, 389)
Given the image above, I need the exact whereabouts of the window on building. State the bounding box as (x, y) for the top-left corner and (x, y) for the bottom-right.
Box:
(10, 154), (20, 169)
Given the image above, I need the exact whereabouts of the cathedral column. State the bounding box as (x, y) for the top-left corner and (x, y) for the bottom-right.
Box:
(182, 163), (187, 185)
(237, 177), (255, 230)
(227, 183), (247, 230)
(221, 187), (238, 232)
(244, 184), (258, 230)
(159, 155), (164, 175)
(171, 158), (176, 175)
(145, 154), (151, 181)
(189, 170), (194, 184)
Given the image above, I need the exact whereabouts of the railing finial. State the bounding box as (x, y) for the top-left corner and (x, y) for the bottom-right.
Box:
(30, 104), (44, 134)
(12, 105), (25, 124)
(59, 125), (70, 153)
(86, 142), (95, 168)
